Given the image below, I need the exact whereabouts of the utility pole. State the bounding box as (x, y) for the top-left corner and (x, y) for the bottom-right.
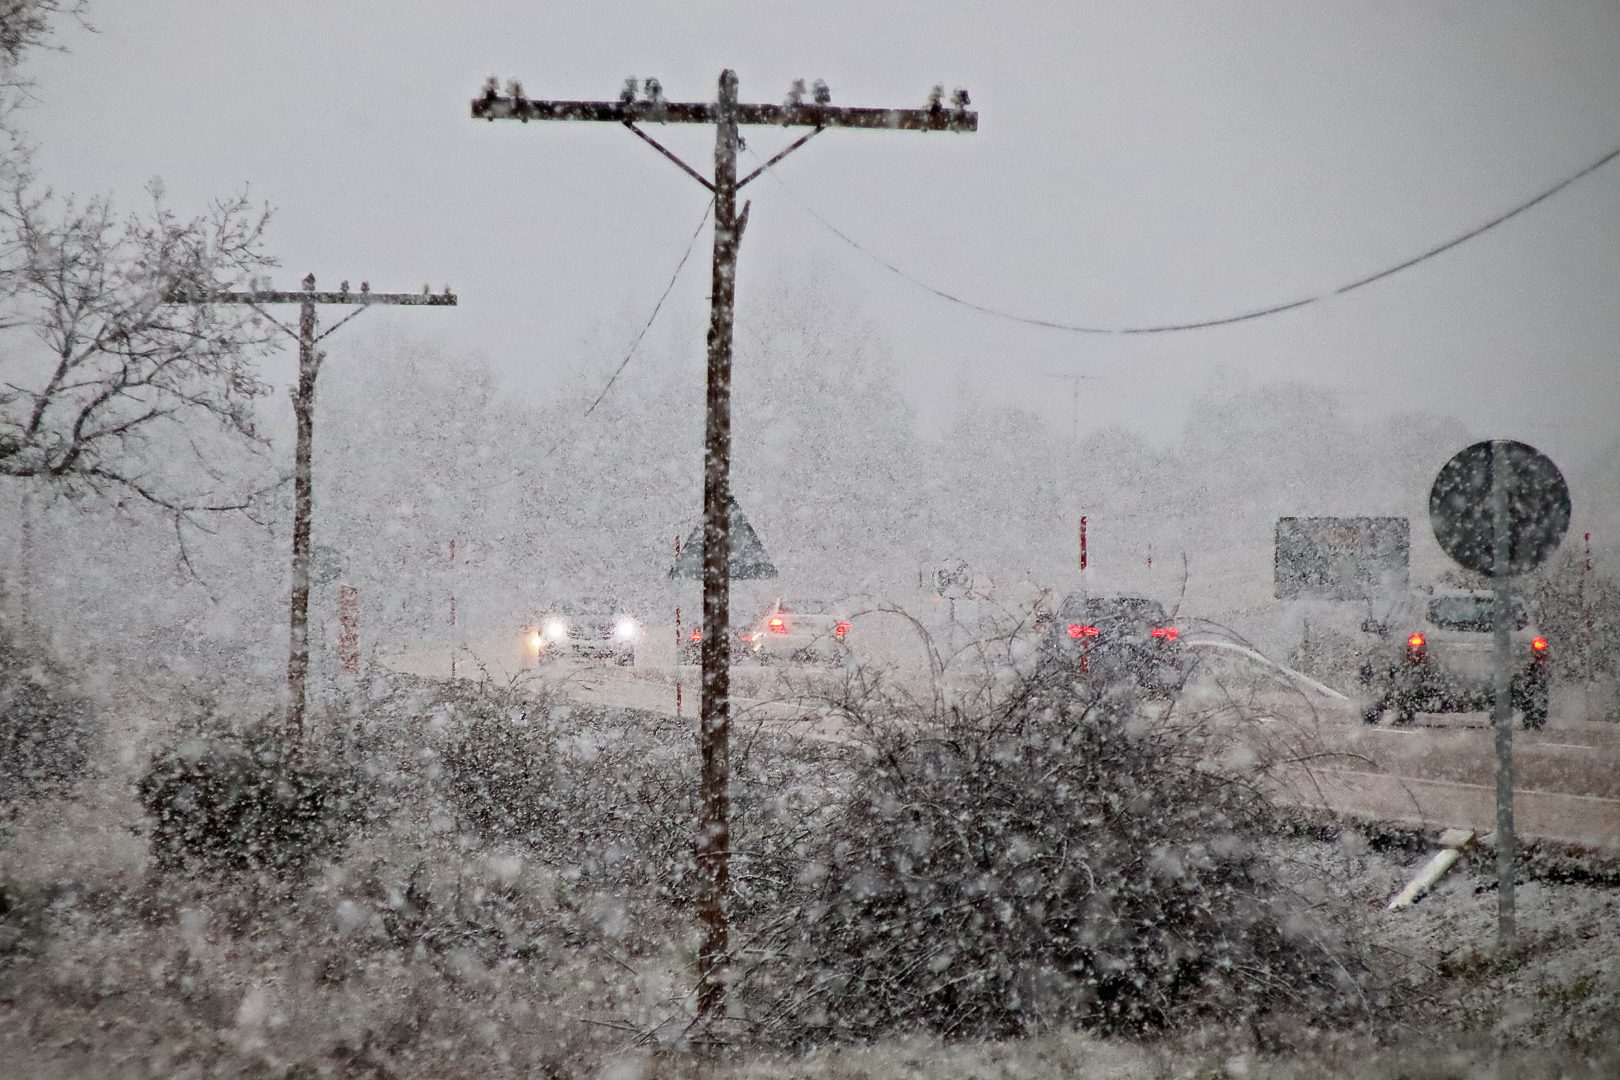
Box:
(472, 71), (975, 1022)
(169, 275), (456, 740)
(1041, 370), (1097, 445)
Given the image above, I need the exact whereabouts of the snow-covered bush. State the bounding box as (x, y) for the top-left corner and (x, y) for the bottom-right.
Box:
(742, 676), (1376, 1044)
(434, 679), (842, 919)
(433, 679), (563, 842)
(138, 719), (350, 878)
(0, 611), (92, 813)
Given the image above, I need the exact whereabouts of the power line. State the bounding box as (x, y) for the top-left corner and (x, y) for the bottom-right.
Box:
(579, 198), (713, 421)
(467, 198), (713, 494)
(754, 140), (1620, 335)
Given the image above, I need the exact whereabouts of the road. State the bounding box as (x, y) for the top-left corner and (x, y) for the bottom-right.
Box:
(384, 634), (1620, 852)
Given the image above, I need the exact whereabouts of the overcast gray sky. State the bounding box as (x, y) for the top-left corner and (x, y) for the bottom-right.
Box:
(27, 1), (1620, 460)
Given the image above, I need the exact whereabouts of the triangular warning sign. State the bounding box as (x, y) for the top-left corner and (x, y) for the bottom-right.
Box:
(670, 496), (778, 580)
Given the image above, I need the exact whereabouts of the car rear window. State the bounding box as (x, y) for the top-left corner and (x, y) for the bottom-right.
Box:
(780, 599), (833, 614)
(1059, 596), (1166, 623)
(1427, 596), (1529, 632)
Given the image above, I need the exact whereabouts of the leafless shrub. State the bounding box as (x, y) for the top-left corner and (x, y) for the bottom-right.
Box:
(137, 716), (351, 880)
(734, 663), (1381, 1046)
(431, 674), (842, 925)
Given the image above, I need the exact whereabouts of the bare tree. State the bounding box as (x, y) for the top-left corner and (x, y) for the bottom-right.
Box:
(0, 0), (278, 528)
(0, 1), (85, 68)
(0, 182), (279, 519)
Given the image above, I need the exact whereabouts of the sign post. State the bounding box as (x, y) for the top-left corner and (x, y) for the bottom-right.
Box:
(1430, 439), (1571, 947)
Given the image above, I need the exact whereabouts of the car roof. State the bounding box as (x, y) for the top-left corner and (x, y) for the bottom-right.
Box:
(1057, 592), (1165, 607)
(545, 597), (623, 613)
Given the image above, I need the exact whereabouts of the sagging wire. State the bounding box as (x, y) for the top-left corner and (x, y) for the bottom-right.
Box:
(749, 140), (1620, 335)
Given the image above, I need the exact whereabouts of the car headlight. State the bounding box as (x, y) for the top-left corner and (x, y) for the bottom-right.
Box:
(542, 618), (568, 642)
(613, 617), (641, 641)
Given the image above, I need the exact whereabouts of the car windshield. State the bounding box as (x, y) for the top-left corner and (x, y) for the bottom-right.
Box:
(1427, 595), (1529, 632)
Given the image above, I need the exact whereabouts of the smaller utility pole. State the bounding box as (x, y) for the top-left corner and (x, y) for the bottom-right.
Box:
(1041, 370), (1097, 445)
(169, 276), (456, 740)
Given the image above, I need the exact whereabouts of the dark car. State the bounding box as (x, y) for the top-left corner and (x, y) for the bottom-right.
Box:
(1037, 592), (1188, 696)
(681, 598), (852, 666)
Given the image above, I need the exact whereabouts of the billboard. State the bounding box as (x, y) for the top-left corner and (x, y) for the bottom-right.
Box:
(1274, 517), (1409, 600)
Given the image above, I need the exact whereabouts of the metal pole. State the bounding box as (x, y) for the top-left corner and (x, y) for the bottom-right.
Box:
(1489, 439), (1516, 946)
(286, 273), (319, 741)
(696, 68), (741, 1023)
(449, 538), (458, 679)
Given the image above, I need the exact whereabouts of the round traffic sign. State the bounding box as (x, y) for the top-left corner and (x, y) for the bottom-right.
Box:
(1429, 440), (1570, 578)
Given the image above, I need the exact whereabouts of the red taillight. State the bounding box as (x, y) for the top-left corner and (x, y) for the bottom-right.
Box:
(1151, 626), (1179, 641)
(1531, 637), (1548, 652)
(767, 616), (788, 634)
(1407, 633), (1425, 649)
(689, 628), (702, 642)
(1067, 623), (1100, 639)
(835, 620), (851, 639)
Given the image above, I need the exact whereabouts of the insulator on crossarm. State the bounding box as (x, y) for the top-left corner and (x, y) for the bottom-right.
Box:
(812, 79), (831, 105)
(621, 77), (638, 104)
(927, 84), (944, 112)
(953, 87), (971, 109)
(643, 77), (663, 104)
(786, 78), (806, 106)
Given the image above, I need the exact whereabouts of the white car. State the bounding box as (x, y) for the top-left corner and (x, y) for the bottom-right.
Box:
(738, 598), (852, 666)
(1359, 591), (1550, 728)
(527, 598), (643, 666)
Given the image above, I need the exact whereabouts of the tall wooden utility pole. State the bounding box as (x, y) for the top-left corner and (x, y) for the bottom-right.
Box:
(472, 72), (975, 1022)
(169, 275), (456, 740)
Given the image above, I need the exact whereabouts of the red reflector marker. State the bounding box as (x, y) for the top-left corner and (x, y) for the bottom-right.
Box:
(1531, 637), (1548, 652)
(1408, 633), (1425, 649)
(1067, 624), (1100, 639)
(835, 620), (851, 638)
(768, 616), (788, 634)
(1151, 626), (1179, 640)
(689, 629), (702, 642)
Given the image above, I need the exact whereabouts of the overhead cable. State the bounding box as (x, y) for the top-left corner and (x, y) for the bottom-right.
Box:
(753, 141), (1620, 335)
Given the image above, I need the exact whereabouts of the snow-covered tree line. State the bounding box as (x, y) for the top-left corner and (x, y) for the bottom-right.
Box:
(20, 263), (1617, 707)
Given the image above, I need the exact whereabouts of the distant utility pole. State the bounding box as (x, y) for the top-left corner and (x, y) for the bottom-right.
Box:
(169, 275), (456, 740)
(1041, 370), (1098, 444)
(472, 71), (975, 1022)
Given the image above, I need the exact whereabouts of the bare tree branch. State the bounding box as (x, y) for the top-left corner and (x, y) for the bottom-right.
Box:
(1, 176), (280, 523)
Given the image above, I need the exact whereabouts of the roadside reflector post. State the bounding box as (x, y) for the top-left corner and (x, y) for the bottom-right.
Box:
(337, 584), (361, 677)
